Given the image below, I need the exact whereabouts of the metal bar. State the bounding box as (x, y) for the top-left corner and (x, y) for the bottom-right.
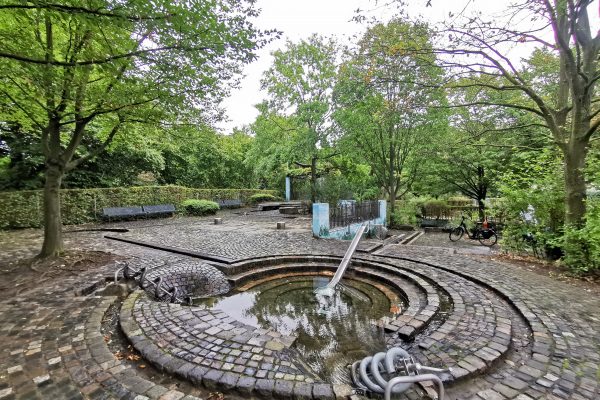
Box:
(326, 223), (367, 289)
(384, 374), (445, 400)
(114, 268), (123, 284)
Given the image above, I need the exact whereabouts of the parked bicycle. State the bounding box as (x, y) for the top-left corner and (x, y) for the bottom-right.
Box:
(449, 216), (498, 246)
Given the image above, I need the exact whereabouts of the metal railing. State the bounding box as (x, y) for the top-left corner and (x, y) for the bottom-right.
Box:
(330, 201), (379, 229)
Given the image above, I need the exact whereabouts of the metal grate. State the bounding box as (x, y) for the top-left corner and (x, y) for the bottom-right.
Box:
(330, 201), (379, 229)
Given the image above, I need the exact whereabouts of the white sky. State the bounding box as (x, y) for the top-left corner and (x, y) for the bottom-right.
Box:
(216, 0), (599, 133)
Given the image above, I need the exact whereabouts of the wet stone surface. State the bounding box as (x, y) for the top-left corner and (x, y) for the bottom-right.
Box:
(141, 261), (231, 301)
(0, 211), (599, 399)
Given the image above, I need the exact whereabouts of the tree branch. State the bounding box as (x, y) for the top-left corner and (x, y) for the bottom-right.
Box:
(0, 3), (173, 21)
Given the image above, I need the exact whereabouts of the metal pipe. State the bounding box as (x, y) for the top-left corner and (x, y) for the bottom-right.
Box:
(350, 361), (368, 391)
(114, 268), (123, 284)
(384, 347), (411, 373)
(369, 350), (413, 394)
(369, 352), (389, 388)
(319, 223), (367, 293)
(358, 356), (384, 393)
(384, 374), (444, 400)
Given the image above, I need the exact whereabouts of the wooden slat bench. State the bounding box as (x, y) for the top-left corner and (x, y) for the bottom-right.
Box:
(217, 199), (242, 209)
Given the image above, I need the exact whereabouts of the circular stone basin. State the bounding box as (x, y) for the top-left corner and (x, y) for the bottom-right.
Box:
(193, 274), (404, 383)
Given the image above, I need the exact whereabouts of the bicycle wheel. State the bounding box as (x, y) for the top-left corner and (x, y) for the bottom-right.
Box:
(449, 227), (464, 242)
(478, 230), (498, 246)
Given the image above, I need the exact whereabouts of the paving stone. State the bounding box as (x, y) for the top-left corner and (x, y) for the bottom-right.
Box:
(202, 369), (224, 390)
(477, 389), (506, 400)
(6, 366), (22, 374)
(236, 376), (256, 394)
(158, 390), (185, 400)
(274, 379), (295, 399)
(312, 383), (334, 400)
(32, 375), (51, 386)
(255, 379), (275, 397)
(2, 214), (600, 400)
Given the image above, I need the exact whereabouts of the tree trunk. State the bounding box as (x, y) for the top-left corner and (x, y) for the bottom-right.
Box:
(477, 198), (485, 221)
(563, 141), (588, 227)
(388, 138), (396, 213)
(389, 187), (397, 214)
(39, 166), (64, 257)
(310, 156), (317, 203)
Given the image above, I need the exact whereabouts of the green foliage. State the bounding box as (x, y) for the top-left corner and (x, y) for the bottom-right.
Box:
(389, 197), (423, 227)
(248, 193), (280, 204)
(498, 148), (565, 256)
(258, 35), (339, 201)
(560, 201), (600, 275)
(420, 199), (450, 218)
(334, 19), (447, 210)
(0, 186), (276, 229)
(180, 199), (219, 216)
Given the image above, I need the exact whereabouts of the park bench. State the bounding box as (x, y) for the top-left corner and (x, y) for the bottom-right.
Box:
(217, 199), (242, 209)
(143, 204), (176, 217)
(102, 204), (175, 221)
(102, 206), (145, 221)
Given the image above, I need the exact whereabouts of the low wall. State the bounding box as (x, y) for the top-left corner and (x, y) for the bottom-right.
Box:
(0, 185), (277, 229)
(312, 200), (387, 239)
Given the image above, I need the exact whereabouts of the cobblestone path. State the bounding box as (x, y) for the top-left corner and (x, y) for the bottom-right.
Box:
(0, 212), (598, 400)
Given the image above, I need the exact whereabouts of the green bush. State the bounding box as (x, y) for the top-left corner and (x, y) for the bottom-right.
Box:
(560, 201), (600, 275)
(248, 193), (280, 204)
(0, 185), (277, 229)
(497, 150), (565, 257)
(420, 199), (450, 219)
(180, 199), (219, 216)
(389, 200), (420, 228)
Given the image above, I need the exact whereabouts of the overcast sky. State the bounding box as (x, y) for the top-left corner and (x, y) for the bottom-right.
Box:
(216, 0), (598, 133)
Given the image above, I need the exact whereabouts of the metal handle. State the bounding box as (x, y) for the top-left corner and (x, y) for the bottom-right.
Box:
(384, 374), (445, 400)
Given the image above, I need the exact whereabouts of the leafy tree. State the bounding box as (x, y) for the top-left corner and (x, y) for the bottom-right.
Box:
(246, 109), (298, 190)
(159, 124), (223, 188)
(260, 35), (339, 202)
(334, 19), (446, 212)
(0, 122), (45, 189)
(0, 0), (274, 257)
(217, 129), (256, 189)
(433, 1), (600, 231)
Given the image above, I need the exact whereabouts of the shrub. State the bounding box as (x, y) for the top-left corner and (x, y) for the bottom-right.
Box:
(180, 199), (219, 216)
(248, 193), (280, 204)
(0, 185), (277, 229)
(560, 201), (600, 275)
(420, 199), (451, 219)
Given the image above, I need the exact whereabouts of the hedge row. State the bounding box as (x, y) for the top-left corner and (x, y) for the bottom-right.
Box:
(0, 185), (278, 229)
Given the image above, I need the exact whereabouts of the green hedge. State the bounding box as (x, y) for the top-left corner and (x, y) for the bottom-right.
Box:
(181, 199), (220, 216)
(248, 193), (281, 204)
(0, 185), (278, 229)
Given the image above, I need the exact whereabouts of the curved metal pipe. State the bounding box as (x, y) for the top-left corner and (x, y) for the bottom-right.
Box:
(154, 277), (163, 299)
(369, 352), (388, 388)
(384, 347), (410, 373)
(370, 351), (412, 394)
(350, 361), (368, 391)
(384, 374), (444, 400)
(358, 356), (384, 393)
(139, 267), (148, 288)
(114, 267), (123, 284)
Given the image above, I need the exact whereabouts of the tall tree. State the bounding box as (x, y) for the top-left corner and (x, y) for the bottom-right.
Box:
(0, 0), (274, 257)
(334, 19), (446, 212)
(431, 0), (600, 229)
(260, 35), (339, 203)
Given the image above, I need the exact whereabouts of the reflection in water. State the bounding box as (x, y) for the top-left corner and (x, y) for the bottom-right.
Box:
(195, 276), (399, 383)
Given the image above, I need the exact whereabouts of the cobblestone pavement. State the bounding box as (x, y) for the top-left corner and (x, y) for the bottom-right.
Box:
(0, 211), (599, 400)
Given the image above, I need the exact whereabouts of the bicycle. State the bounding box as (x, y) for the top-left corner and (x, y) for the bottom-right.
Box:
(449, 216), (498, 246)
